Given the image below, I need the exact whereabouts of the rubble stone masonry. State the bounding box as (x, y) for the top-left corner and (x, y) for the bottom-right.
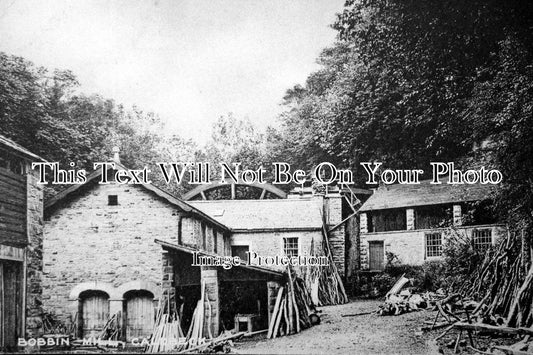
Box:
(325, 194), (345, 277)
(42, 183), (184, 325)
(26, 167), (44, 337)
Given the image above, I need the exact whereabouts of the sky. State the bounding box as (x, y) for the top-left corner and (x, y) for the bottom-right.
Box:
(0, 0), (345, 143)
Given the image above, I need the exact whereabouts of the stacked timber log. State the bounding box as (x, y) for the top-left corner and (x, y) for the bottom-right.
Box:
(98, 312), (122, 341)
(460, 230), (533, 328)
(147, 311), (184, 353)
(267, 267), (318, 339)
(147, 280), (214, 353)
(416, 229), (533, 353)
(70, 312), (126, 350)
(302, 215), (348, 306)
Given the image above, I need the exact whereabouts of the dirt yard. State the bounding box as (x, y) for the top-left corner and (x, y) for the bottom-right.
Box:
(234, 299), (440, 354)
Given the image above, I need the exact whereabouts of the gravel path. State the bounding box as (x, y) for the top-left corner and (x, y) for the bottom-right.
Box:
(234, 299), (440, 354)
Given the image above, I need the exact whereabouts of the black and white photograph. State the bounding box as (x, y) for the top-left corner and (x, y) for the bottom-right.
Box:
(0, 0), (532, 354)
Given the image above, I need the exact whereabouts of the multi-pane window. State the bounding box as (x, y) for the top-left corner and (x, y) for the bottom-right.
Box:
(473, 229), (492, 251)
(283, 237), (299, 257)
(425, 232), (442, 258)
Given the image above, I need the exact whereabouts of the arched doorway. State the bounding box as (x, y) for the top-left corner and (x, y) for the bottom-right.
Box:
(124, 290), (154, 341)
(79, 290), (110, 338)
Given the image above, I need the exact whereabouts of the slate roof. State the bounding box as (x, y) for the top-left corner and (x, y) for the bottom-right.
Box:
(0, 134), (46, 162)
(359, 178), (496, 211)
(44, 162), (229, 231)
(189, 198), (324, 231)
(155, 239), (284, 278)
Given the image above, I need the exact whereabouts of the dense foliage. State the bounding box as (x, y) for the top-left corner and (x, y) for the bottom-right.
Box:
(270, 0), (533, 250)
(1, 1), (532, 236)
(272, 0), (533, 180)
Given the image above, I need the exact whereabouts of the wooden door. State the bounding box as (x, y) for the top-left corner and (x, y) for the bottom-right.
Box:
(125, 291), (154, 341)
(81, 292), (109, 338)
(369, 241), (384, 271)
(0, 260), (23, 351)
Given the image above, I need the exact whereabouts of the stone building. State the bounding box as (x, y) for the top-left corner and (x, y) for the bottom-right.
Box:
(358, 178), (507, 270)
(0, 134), (44, 350)
(42, 162), (229, 340)
(43, 160), (365, 341)
(188, 195), (345, 275)
(157, 239), (284, 336)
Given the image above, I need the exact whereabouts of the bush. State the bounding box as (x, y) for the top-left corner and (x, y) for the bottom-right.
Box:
(441, 227), (492, 291)
(355, 229), (490, 298)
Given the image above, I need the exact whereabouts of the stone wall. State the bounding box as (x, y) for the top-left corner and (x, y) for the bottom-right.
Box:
(229, 230), (323, 273)
(25, 166), (44, 337)
(324, 194), (345, 277)
(201, 267), (219, 336)
(359, 224), (508, 268)
(42, 182), (223, 326)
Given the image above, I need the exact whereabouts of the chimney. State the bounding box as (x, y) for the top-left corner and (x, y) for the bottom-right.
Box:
(112, 146), (121, 164)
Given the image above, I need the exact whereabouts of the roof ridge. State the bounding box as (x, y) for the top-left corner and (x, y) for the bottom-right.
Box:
(44, 162), (230, 231)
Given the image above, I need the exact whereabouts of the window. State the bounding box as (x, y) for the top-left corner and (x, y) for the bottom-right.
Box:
(473, 229), (492, 251)
(415, 205), (452, 229)
(369, 208), (407, 232)
(283, 237), (299, 257)
(425, 232), (442, 258)
(108, 195), (118, 205)
(201, 223), (207, 250)
(231, 245), (249, 262)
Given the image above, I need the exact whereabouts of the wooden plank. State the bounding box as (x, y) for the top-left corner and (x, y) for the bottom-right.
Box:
(267, 287), (284, 339)
(0, 222), (25, 234)
(0, 262), (4, 349)
(82, 294), (110, 338)
(126, 294), (154, 341)
(273, 298), (285, 338)
(0, 184), (25, 202)
(454, 322), (533, 336)
(0, 195), (26, 209)
(0, 168), (26, 185)
(0, 173), (26, 190)
(0, 179), (25, 194)
(0, 207), (25, 220)
(492, 345), (531, 355)
(1, 260), (23, 349)
(369, 241), (384, 271)
(0, 229), (27, 246)
(0, 170), (25, 185)
(0, 236), (27, 248)
(0, 215), (25, 226)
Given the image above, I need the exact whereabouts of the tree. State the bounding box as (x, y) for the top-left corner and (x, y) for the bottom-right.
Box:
(271, 0), (533, 184)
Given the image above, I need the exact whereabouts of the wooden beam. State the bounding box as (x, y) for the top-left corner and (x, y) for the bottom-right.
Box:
(454, 322), (533, 336)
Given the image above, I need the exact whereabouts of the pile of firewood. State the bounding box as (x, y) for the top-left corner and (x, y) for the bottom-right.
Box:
(70, 312), (126, 350)
(302, 217), (349, 306)
(418, 229), (533, 353)
(99, 312), (122, 341)
(267, 268), (319, 339)
(147, 306), (184, 353)
(460, 230), (533, 328)
(147, 281), (212, 353)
